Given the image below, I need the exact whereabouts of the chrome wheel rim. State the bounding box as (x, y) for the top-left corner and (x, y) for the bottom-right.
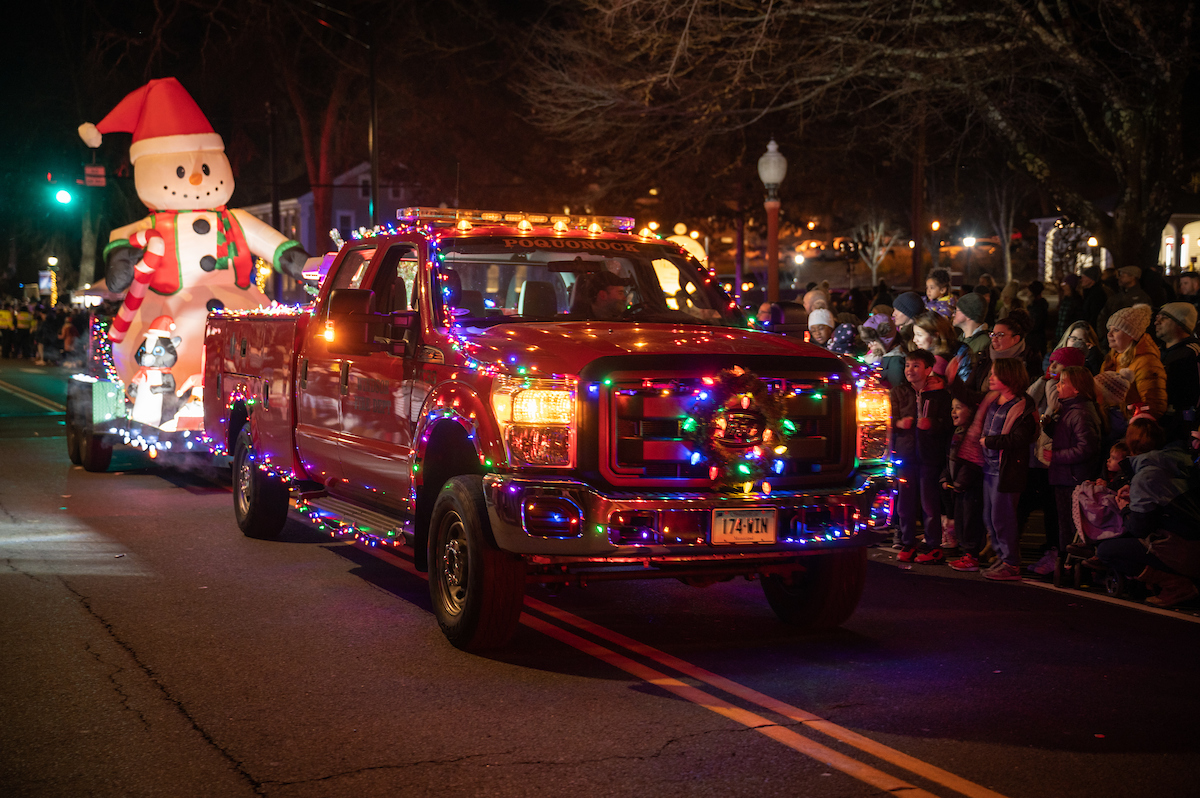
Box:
(235, 449), (252, 518)
(438, 513), (468, 617)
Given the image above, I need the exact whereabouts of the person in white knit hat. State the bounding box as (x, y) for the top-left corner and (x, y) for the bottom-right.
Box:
(806, 308), (835, 346)
(1100, 304), (1166, 420)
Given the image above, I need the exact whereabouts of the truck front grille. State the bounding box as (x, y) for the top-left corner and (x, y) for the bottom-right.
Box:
(604, 374), (849, 487)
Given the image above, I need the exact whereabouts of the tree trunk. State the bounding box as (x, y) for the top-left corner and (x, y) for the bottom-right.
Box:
(284, 67), (353, 254)
(79, 199), (97, 288)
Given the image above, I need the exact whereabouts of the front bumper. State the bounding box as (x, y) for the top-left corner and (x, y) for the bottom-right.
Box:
(483, 467), (895, 561)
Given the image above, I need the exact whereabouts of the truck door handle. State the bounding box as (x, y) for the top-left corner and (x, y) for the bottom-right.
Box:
(340, 361), (350, 396)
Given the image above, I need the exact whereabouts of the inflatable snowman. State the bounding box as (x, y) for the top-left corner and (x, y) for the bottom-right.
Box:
(78, 77), (308, 430)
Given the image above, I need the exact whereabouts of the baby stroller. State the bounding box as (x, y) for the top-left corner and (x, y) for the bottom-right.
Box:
(1057, 480), (1126, 593)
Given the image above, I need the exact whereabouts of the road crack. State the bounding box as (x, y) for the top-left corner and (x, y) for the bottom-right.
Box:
(60, 579), (267, 796)
(82, 640), (151, 729)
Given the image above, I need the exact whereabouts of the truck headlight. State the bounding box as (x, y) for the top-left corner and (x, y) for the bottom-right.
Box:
(491, 375), (576, 466)
(855, 377), (891, 462)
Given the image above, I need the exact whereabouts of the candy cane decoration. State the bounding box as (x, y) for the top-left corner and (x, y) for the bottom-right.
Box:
(108, 228), (165, 343)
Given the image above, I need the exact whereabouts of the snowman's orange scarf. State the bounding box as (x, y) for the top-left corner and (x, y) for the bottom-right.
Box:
(146, 208), (254, 294)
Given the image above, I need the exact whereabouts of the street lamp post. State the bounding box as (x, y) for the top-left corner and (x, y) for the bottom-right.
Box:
(757, 140), (787, 303)
(962, 237), (976, 282)
(1087, 236), (1099, 274)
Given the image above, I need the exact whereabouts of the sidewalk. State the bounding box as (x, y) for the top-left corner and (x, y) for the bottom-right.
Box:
(871, 510), (1200, 622)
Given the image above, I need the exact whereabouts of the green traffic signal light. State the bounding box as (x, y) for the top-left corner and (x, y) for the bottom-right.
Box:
(55, 189), (72, 204)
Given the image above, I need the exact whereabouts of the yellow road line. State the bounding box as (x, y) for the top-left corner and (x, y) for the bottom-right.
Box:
(523, 595), (1009, 798)
(520, 612), (936, 797)
(356, 542), (1006, 797)
(0, 378), (66, 413)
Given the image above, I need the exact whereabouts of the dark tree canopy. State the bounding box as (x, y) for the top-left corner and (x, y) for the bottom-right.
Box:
(522, 0), (1200, 267)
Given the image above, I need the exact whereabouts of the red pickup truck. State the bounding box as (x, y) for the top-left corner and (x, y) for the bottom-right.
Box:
(204, 207), (894, 651)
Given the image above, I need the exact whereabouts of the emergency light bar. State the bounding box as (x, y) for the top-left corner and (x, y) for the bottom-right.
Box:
(397, 207), (635, 234)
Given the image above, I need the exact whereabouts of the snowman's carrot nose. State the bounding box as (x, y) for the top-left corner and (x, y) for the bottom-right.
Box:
(189, 172), (203, 186)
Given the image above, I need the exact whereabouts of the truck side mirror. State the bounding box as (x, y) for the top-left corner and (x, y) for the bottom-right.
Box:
(326, 288), (384, 355)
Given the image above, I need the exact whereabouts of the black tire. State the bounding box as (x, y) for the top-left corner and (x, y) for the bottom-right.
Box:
(65, 393), (83, 466)
(78, 426), (112, 472)
(1104, 570), (1126, 598)
(428, 475), (526, 651)
(67, 385), (111, 471)
(761, 547), (868, 631)
(232, 426), (289, 540)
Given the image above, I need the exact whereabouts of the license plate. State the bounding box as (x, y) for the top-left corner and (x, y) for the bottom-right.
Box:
(711, 508), (777, 545)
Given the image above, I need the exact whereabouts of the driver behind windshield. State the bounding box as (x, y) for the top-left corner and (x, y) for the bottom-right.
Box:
(569, 268), (632, 321)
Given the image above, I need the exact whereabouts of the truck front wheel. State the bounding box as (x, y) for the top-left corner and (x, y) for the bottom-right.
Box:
(761, 548), (868, 631)
(428, 475), (526, 651)
(232, 426), (289, 540)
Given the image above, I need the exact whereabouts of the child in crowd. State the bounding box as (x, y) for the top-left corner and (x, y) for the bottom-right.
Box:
(807, 308), (836, 347)
(891, 349), (954, 563)
(1030, 366), (1103, 575)
(1102, 440), (1132, 491)
(859, 313), (896, 366)
(943, 396), (987, 571)
(979, 358), (1038, 580)
(1091, 419), (1200, 608)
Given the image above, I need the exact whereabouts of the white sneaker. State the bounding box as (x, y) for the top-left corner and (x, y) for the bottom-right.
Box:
(1027, 550), (1058, 575)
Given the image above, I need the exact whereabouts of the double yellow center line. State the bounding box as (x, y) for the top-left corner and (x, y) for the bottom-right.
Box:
(358, 541), (1009, 798)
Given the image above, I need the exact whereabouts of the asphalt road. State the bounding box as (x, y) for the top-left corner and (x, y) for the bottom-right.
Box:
(2, 359), (1198, 798)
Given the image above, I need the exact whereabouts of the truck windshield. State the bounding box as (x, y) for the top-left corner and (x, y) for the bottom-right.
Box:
(433, 237), (744, 327)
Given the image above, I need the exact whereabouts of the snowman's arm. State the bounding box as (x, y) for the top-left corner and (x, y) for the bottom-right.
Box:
(104, 217), (156, 292)
(230, 209), (309, 278)
(108, 217), (154, 245)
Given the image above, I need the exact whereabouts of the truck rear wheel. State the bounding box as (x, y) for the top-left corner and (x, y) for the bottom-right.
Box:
(428, 475), (526, 651)
(232, 426), (289, 540)
(65, 392), (83, 466)
(761, 548), (868, 631)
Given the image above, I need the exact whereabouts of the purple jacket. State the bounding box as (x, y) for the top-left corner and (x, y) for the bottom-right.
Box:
(1046, 395), (1102, 487)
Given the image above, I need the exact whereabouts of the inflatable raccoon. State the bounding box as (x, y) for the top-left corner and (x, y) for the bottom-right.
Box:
(128, 316), (190, 428)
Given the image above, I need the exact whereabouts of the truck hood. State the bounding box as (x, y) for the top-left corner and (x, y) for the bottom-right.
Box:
(453, 322), (836, 376)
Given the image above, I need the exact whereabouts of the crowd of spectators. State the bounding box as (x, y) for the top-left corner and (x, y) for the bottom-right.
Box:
(0, 297), (87, 367)
(773, 264), (1200, 608)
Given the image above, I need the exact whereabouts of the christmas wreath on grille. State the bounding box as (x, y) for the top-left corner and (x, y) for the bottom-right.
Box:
(682, 366), (794, 491)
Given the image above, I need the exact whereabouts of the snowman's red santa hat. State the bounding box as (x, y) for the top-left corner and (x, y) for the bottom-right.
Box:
(77, 78), (224, 164)
(144, 315), (177, 339)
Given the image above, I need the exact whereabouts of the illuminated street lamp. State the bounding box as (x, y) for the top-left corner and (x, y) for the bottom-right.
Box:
(757, 140), (788, 302)
(1087, 236), (1100, 272)
(47, 256), (59, 267)
(961, 237), (976, 280)
(931, 220), (942, 267)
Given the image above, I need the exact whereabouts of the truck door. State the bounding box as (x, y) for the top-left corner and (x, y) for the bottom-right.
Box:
(295, 244), (377, 489)
(336, 240), (422, 515)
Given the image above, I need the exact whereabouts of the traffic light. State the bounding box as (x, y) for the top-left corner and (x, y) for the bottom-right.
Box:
(46, 171), (73, 205)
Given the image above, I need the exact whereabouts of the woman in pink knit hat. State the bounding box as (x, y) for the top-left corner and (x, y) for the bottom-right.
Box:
(1100, 304), (1167, 419)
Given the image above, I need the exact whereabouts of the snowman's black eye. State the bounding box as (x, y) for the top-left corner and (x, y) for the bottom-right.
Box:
(176, 166), (185, 178)
(201, 164), (210, 176)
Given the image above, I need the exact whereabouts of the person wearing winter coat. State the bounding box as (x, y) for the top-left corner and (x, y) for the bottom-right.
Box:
(1031, 367), (1103, 574)
(1091, 419), (1200, 608)
(1100, 304), (1168, 419)
(891, 349), (954, 563)
(1023, 346), (1087, 568)
(1154, 302), (1200, 445)
(943, 396), (987, 571)
(978, 357), (1039, 581)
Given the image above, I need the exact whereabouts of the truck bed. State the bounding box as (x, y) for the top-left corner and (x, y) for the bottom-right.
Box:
(204, 310), (309, 477)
